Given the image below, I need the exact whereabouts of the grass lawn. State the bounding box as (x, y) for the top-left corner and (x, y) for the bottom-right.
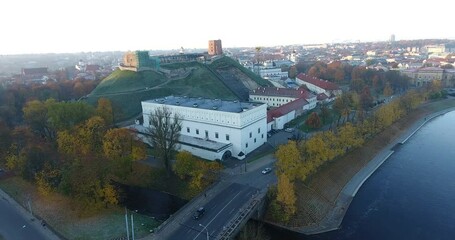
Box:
(0, 177), (160, 240)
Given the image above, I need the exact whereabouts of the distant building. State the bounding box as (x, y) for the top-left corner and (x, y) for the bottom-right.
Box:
(140, 96), (267, 160)
(401, 67), (455, 87)
(21, 67), (49, 84)
(208, 40), (223, 56)
(390, 34), (395, 43)
(120, 51), (160, 72)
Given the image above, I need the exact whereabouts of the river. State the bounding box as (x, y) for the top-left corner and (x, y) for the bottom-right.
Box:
(270, 110), (455, 240)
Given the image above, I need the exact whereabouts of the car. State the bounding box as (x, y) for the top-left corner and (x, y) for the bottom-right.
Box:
(193, 207), (205, 220)
(261, 167), (272, 174)
(284, 128), (294, 133)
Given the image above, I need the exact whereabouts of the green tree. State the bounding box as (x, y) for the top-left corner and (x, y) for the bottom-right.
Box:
(96, 98), (113, 126)
(146, 106), (182, 177)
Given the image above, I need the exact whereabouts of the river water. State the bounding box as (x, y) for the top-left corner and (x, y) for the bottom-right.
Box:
(271, 110), (455, 240)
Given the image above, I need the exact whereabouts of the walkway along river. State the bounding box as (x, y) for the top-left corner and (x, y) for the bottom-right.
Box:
(269, 110), (455, 240)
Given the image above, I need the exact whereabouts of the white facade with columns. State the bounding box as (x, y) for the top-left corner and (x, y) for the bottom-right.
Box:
(141, 96), (268, 160)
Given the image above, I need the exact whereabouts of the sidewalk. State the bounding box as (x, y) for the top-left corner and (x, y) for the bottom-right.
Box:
(0, 189), (61, 240)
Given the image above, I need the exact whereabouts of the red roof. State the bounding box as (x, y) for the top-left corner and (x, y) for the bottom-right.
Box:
(250, 87), (314, 100)
(267, 97), (308, 123)
(317, 93), (328, 101)
(296, 73), (340, 91)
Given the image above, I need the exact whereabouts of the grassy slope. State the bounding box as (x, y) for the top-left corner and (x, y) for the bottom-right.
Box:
(90, 70), (166, 95)
(86, 60), (252, 122)
(210, 56), (272, 87)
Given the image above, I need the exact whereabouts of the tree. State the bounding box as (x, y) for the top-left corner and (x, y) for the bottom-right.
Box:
(147, 106), (182, 177)
(23, 100), (49, 138)
(276, 174), (296, 219)
(173, 151), (198, 180)
(383, 83), (393, 97)
(96, 98), (113, 126)
(305, 112), (321, 129)
(103, 128), (133, 160)
(275, 141), (301, 181)
(360, 86), (373, 110)
(288, 66), (297, 79)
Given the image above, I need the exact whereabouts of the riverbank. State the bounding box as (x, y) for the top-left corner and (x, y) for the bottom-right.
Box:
(267, 98), (455, 234)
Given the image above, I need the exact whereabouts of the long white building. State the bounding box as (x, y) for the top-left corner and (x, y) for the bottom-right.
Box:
(141, 96), (267, 161)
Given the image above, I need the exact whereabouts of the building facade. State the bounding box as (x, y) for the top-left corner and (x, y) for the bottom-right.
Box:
(296, 73), (342, 98)
(249, 87), (317, 110)
(401, 67), (455, 87)
(208, 40), (223, 56)
(141, 96), (267, 160)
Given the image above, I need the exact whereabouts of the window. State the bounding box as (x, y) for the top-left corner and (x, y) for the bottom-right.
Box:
(262, 134), (264, 138)
(215, 132), (219, 139)
(187, 127), (190, 133)
(226, 134), (230, 141)
(205, 130), (208, 139)
(249, 132), (252, 138)
(246, 143), (248, 148)
(258, 128), (260, 133)
(196, 129), (199, 135)
(254, 138), (256, 143)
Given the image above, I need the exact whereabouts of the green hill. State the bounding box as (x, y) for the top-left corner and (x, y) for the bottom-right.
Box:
(86, 56), (270, 122)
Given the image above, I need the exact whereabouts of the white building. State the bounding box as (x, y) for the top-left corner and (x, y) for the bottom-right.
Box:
(141, 96), (268, 161)
(258, 67), (288, 80)
(296, 73), (342, 98)
(249, 87), (317, 110)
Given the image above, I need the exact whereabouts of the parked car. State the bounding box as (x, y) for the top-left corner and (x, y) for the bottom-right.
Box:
(261, 167), (272, 174)
(284, 128), (294, 133)
(193, 207), (205, 220)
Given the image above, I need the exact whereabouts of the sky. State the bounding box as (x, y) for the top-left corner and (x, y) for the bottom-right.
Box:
(1, 0), (454, 54)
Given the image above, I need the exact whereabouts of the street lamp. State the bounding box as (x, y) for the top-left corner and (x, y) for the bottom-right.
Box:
(199, 223), (209, 240)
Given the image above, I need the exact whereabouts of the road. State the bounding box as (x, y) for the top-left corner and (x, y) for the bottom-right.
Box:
(0, 194), (49, 240)
(167, 183), (259, 240)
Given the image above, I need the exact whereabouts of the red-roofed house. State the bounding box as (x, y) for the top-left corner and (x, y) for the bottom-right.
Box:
(266, 97), (309, 130)
(21, 67), (49, 84)
(249, 87), (317, 110)
(296, 73), (342, 98)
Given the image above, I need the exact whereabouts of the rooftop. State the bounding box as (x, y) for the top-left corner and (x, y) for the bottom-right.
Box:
(296, 73), (340, 90)
(143, 96), (264, 113)
(250, 87), (315, 100)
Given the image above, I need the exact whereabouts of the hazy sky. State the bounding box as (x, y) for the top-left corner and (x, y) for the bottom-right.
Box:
(1, 0), (454, 54)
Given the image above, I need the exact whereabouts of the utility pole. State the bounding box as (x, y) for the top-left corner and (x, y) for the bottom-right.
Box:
(131, 213), (135, 240)
(125, 208), (130, 240)
(27, 198), (33, 217)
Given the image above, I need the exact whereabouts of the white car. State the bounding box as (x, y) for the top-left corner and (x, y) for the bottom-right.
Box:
(262, 167), (272, 174)
(284, 128), (294, 133)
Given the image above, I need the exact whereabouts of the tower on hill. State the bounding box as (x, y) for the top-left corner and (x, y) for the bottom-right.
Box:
(208, 40), (223, 55)
(121, 51), (160, 72)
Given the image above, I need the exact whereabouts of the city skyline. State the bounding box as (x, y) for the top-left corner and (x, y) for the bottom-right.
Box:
(1, 0), (454, 55)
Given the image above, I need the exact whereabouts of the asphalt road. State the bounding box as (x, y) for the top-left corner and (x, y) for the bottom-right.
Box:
(232, 163), (277, 189)
(167, 183), (259, 240)
(0, 195), (49, 240)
